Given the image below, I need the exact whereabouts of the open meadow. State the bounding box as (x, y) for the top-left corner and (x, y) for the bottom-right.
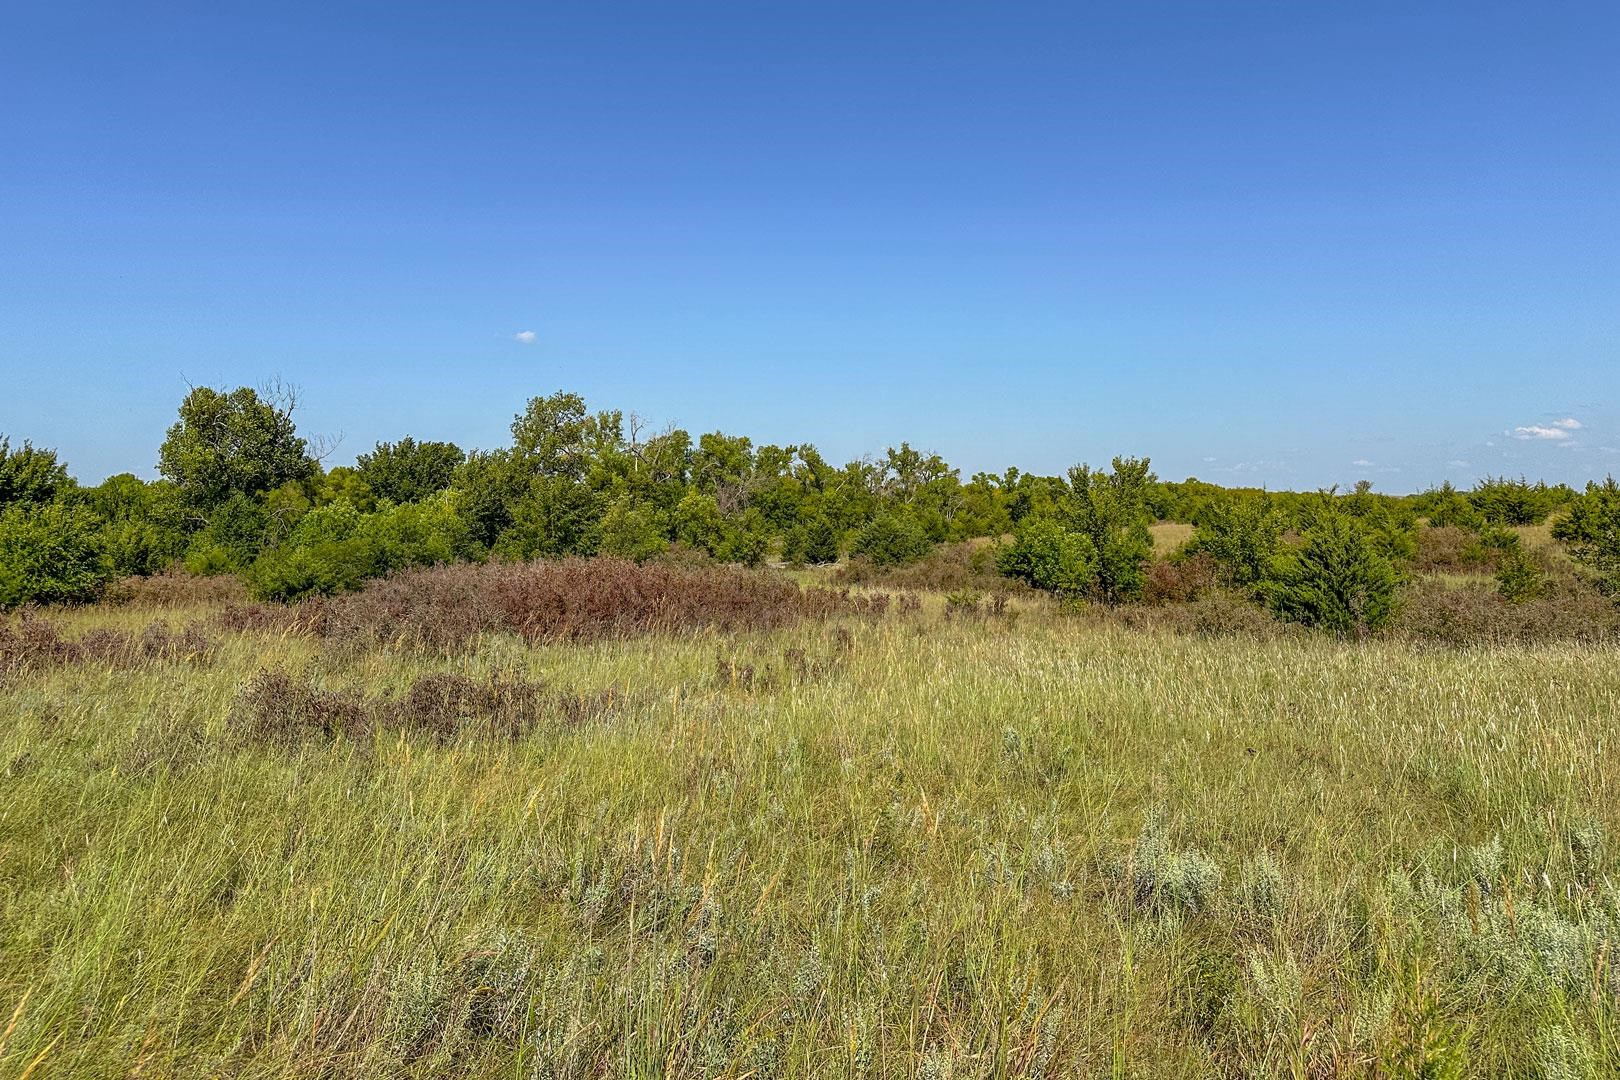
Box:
(4, 560), (1619, 1078)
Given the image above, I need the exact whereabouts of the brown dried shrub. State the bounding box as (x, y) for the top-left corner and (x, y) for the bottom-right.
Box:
(1389, 577), (1620, 646)
(0, 615), (215, 683)
(1142, 553), (1219, 605)
(832, 541), (1027, 594)
(1411, 526), (1495, 575)
(104, 570), (248, 608)
(287, 557), (875, 652)
(229, 668), (628, 747)
(228, 669), (373, 745)
(387, 672), (552, 743)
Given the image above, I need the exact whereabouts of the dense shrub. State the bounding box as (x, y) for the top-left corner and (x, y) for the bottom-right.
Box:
(1061, 457), (1156, 603)
(995, 517), (1097, 598)
(1261, 510), (1400, 637)
(245, 494), (480, 601)
(1552, 478), (1620, 600)
(849, 512), (933, 568)
(0, 503), (113, 608)
(1184, 497), (1280, 587)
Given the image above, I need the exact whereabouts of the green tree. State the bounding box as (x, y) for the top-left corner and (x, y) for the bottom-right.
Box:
(1061, 456), (1157, 603)
(996, 517), (1097, 597)
(1185, 496), (1281, 588)
(598, 496), (669, 561)
(0, 436), (72, 508)
(158, 386), (316, 513)
(355, 437), (465, 505)
(850, 512), (932, 568)
(1470, 476), (1555, 526)
(1552, 477), (1620, 599)
(1262, 509), (1400, 636)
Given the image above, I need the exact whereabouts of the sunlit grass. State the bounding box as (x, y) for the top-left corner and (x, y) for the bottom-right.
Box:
(2, 598), (1618, 1076)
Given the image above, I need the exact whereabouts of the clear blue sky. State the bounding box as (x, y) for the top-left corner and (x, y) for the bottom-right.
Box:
(3, 2), (1616, 490)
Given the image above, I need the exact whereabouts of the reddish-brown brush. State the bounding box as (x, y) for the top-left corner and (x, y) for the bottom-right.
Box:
(221, 557), (880, 651)
(0, 615), (216, 683)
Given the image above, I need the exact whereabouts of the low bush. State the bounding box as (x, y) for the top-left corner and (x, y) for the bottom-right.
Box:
(1142, 552), (1219, 604)
(1390, 577), (1620, 646)
(849, 512), (933, 568)
(832, 540), (1020, 593)
(995, 517), (1096, 598)
(228, 668), (626, 746)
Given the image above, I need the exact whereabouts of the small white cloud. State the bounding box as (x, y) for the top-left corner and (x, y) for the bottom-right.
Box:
(513, 330), (538, 345)
(1553, 417), (1582, 430)
(1352, 459), (1373, 467)
(1202, 456), (1216, 463)
(1511, 424), (1572, 441)
(1447, 459), (1470, 468)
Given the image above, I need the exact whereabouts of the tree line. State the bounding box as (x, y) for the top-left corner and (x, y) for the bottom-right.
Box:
(2, 385), (1618, 634)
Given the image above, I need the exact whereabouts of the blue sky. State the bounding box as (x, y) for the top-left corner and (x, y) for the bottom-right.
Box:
(3, 2), (1616, 490)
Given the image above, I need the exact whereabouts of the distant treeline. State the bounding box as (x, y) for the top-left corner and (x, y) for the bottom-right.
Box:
(2, 385), (1617, 632)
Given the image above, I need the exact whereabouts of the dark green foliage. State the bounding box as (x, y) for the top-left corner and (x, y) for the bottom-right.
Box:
(1418, 481), (1484, 529)
(0, 436), (72, 508)
(158, 386), (316, 512)
(850, 512), (933, 568)
(1185, 497), (1281, 588)
(355, 437), (465, 505)
(1469, 475), (1557, 526)
(0, 502), (113, 607)
(84, 474), (189, 576)
(995, 517), (1097, 597)
(1552, 477), (1620, 600)
(784, 514), (841, 565)
(245, 494), (479, 601)
(1061, 456), (1156, 603)
(1262, 508), (1401, 636)
(183, 493), (273, 574)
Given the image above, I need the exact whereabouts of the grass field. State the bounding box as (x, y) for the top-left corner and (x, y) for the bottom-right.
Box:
(3, 581), (1620, 1078)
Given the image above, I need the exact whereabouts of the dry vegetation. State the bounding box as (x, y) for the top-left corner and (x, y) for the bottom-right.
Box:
(2, 556), (1619, 1077)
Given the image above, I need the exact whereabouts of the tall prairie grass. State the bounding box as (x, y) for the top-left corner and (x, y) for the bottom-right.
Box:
(2, 566), (1618, 1076)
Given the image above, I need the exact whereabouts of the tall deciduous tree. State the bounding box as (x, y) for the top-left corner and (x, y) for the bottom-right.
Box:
(158, 386), (316, 513)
